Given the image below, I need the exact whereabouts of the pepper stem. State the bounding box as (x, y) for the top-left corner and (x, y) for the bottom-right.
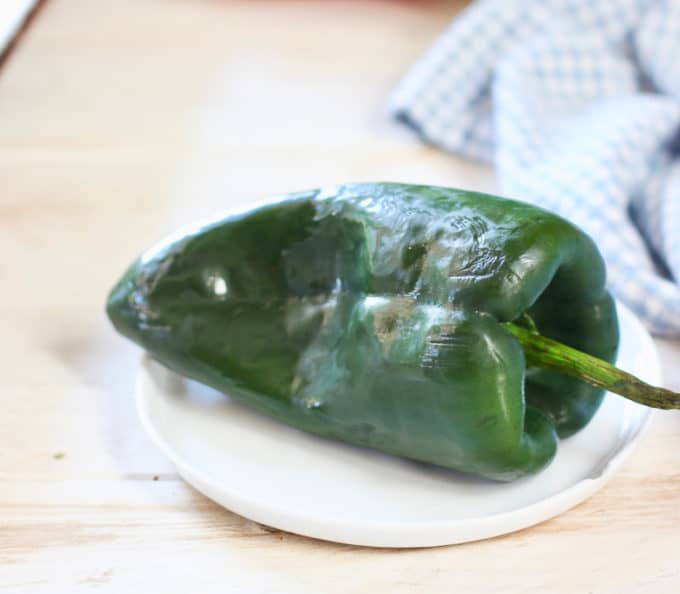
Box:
(503, 322), (680, 410)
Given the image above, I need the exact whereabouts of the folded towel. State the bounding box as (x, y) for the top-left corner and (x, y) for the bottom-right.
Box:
(391, 0), (680, 335)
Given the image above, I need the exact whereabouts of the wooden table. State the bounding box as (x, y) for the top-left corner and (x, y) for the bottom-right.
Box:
(2, 1), (679, 591)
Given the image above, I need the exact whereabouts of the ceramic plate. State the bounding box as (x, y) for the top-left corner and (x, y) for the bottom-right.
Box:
(136, 302), (656, 547)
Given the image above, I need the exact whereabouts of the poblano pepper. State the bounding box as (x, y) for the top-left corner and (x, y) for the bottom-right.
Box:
(107, 183), (680, 481)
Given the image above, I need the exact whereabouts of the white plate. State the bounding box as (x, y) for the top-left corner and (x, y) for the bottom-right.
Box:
(0, 1), (38, 54)
(136, 302), (656, 547)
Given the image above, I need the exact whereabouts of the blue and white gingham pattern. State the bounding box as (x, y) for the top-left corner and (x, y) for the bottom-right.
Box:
(390, 0), (680, 335)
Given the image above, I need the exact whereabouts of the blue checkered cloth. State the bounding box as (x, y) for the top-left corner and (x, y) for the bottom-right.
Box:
(390, 0), (680, 335)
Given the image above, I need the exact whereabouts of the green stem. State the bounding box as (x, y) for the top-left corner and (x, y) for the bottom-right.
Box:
(503, 322), (680, 410)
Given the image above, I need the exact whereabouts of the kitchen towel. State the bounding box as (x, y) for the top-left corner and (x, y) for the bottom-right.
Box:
(390, 0), (680, 335)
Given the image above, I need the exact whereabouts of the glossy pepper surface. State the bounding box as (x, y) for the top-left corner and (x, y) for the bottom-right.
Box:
(107, 183), (619, 481)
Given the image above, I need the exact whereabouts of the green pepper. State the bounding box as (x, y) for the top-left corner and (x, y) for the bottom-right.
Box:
(107, 183), (679, 481)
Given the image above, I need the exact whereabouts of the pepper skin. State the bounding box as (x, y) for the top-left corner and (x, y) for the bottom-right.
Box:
(107, 183), (619, 481)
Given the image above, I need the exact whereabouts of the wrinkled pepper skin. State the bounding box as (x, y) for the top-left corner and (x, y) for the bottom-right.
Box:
(107, 183), (618, 481)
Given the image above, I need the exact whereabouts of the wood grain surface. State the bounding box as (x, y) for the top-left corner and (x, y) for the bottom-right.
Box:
(1, 1), (679, 592)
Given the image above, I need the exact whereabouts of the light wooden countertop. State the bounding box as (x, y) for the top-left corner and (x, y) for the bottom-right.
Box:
(2, 1), (679, 592)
